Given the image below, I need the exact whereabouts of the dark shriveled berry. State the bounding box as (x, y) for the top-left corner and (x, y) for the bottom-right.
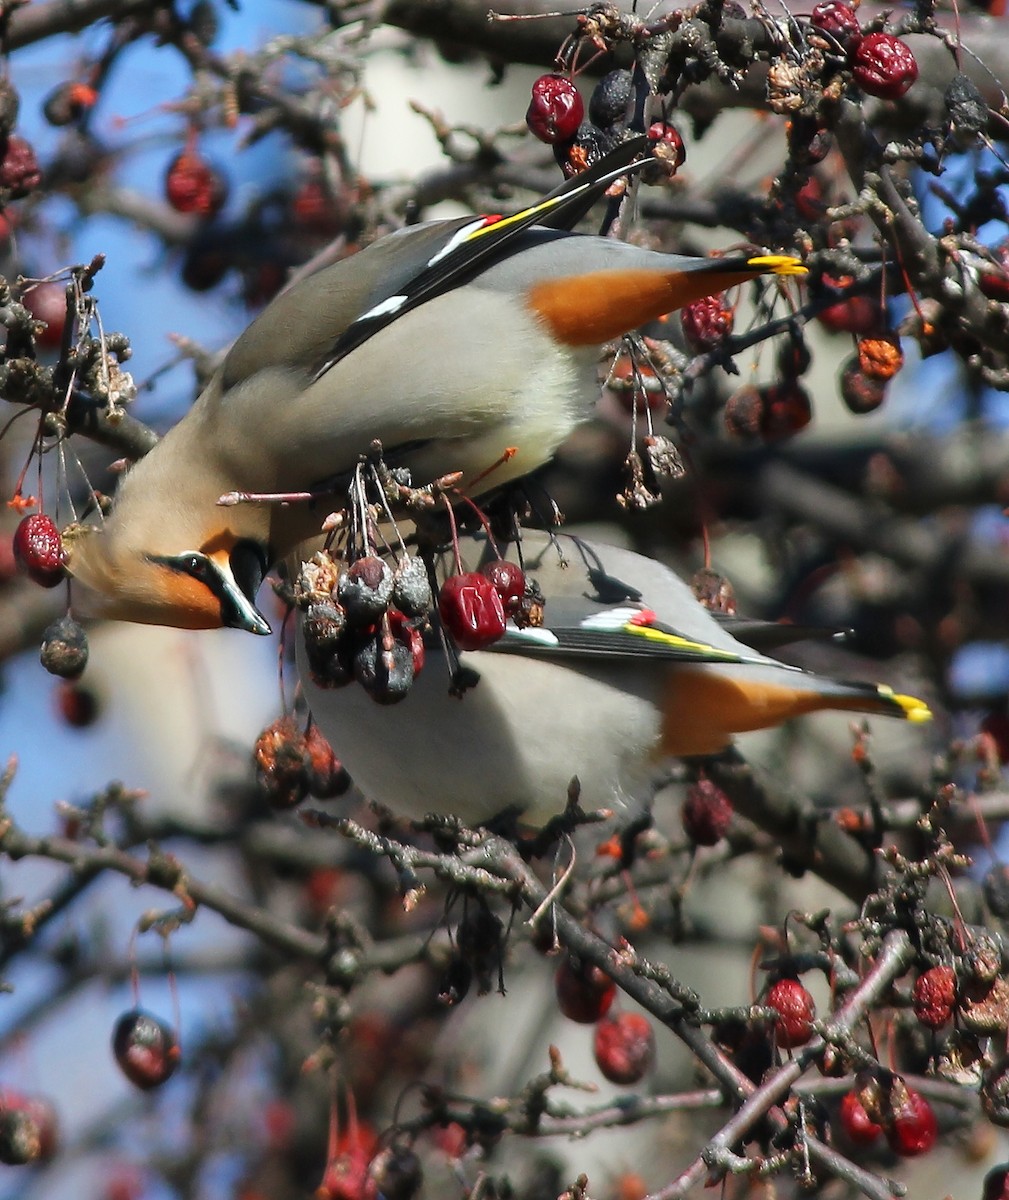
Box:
(253, 716), (310, 809)
(112, 1008), (179, 1090)
(555, 121), (617, 177)
(852, 33), (919, 101)
(983, 1164), (1009, 1200)
(40, 614), (89, 678)
(43, 81), (99, 126)
(840, 356), (887, 414)
(339, 556), (394, 625)
(984, 863), (1009, 919)
(354, 630), (415, 705)
(594, 1012), (656, 1084)
(681, 778), (733, 845)
(526, 74), (584, 145)
(391, 555), (431, 618)
(912, 965), (956, 1029)
(0, 134), (41, 198)
(588, 69), (633, 130)
(370, 1146), (423, 1200)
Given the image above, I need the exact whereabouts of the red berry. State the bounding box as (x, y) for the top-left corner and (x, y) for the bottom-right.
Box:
(681, 778), (733, 846)
(112, 1008), (180, 1090)
(839, 1090), (882, 1145)
(13, 513), (66, 587)
(810, 0), (862, 48)
(480, 559), (526, 607)
(795, 176), (826, 222)
(438, 572), (506, 651)
(526, 75), (584, 145)
(758, 380), (813, 440)
(56, 680), (100, 727)
(818, 293), (882, 335)
(608, 356), (665, 413)
(886, 1083), (937, 1157)
(304, 723), (350, 799)
(0, 134), (41, 198)
(681, 293), (733, 352)
(0, 1089), (58, 1165)
(912, 964), (956, 1029)
(766, 977), (816, 1048)
(851, 33), (918, 101)
(593, 1012), (656, 1085)
(23, 281), (68, 349)
(292, 178), (345, 236)
(646, 121), (686, 169)
(555, 956), (616, 1024)
(165, 148), (227, 217)
(387, 608), (426, 677)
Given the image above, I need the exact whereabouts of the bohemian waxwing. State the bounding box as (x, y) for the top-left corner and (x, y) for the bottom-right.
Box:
(297, 529), (931, 829)
(66, 141), (805, 633)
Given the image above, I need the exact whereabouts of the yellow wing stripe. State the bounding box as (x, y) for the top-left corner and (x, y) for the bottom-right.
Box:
(466, 186), (598, 243)
(622, 621), (743, 661)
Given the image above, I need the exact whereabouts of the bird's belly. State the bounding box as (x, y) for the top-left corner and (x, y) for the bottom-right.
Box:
(239, 289), (601, 495)
(298, 638), (663, 828)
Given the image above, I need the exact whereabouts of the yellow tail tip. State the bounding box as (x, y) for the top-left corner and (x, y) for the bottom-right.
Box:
(879, 686), (932, 723)
(747, 254), (808, 277)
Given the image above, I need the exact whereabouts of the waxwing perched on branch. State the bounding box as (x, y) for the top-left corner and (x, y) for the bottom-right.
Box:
(296, 528), (931, 829)
(66, 138), (805, 634)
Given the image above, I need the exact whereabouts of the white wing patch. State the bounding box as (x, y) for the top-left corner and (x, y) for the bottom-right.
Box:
(579, 606), (646, 632)
(424, 218), (488, 268)
(505, 624), (560, 646)
(358, 293), (408, 322)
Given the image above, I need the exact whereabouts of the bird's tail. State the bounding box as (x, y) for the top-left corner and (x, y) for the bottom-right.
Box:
(661, 669), (931, 758)
(816, 681), (932, 724)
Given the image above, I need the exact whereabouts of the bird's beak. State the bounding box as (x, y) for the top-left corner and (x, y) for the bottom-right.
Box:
(221, 581), (273, 636)
(217, 541), (272, 636)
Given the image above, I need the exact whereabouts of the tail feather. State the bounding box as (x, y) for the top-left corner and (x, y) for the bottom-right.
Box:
(830, 682), (932, 724)
(662, 668), (931, 758)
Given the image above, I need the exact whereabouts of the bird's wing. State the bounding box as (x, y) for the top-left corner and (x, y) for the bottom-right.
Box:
(312, 138), (651, 377)
(489, 602), (790, 668)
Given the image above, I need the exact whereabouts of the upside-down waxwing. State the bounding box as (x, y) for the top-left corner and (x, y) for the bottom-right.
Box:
(65, 140), (805, 633)
(297, 529), (931, 829)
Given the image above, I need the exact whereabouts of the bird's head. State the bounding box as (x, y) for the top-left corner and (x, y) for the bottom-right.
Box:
(65, 518), (273, 635)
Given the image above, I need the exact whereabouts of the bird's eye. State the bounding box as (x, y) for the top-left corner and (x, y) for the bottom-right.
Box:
(180, 553), (207, 577)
